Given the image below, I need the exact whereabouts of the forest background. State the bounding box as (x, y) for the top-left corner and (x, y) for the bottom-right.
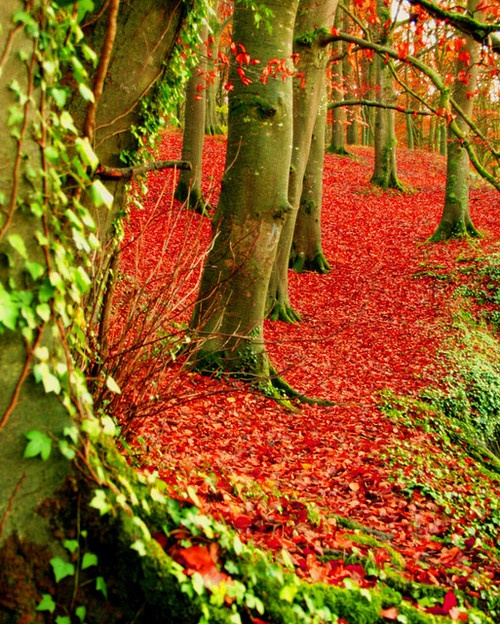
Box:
(1, 0), (500, 623)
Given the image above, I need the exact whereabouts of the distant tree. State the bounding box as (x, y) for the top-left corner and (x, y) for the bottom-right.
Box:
(267, 0), (338, 322)
(291, 79), (332, 274)
(370, 0), (404, 190)
(328, 5), (349, 155)
(430, 0), (484, 240)
(175, 23), (210, 213)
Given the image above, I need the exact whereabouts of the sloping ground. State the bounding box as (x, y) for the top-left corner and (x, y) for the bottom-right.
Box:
(114, 132), (500, 621)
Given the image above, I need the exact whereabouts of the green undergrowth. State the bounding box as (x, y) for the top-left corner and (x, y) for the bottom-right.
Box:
(373, 249), (500, 621)
(46, 422), (493, 624)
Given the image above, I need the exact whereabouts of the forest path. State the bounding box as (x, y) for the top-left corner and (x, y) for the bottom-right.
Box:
(119, 132), (500, 603)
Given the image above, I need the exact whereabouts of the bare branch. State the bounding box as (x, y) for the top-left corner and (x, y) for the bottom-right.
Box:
(94, 159), (192, 179)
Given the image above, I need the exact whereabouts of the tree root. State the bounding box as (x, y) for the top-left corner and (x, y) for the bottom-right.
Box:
(267, 301), (302, 323)
(268, 366), (336, 407)
(428, 219), (482, 242)
(292, 251), (331, 274)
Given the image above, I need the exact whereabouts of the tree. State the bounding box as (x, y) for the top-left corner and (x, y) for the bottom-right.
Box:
(175, 23), (211, 213)
(290, 78), (332, 274)
(266, 0), (338, 322)
(426, 0), (490, 240)
(190, 0), (300, 382)
(370, 0), (404, 190)
(328, 6), (348, 155)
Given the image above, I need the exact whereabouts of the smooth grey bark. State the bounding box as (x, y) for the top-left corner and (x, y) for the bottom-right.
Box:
(267, 0), (338, 323)
(190, 0), (299, 379)
(430, 0), (483, 241)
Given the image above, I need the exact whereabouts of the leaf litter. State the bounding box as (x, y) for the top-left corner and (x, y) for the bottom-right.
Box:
(114, 131), (500, 618)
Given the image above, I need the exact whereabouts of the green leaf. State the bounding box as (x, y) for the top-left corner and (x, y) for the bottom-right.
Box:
(0, 284), (19, 331)
(90, 180), (114, 209)
(7, 234), (28, 259)
(59, 439), (76, 461)
(36, 303), (51, 322)
(36, 594), (56, 613)
(50, 87), (68, 109)
(63, 539), (79, 554)
(130, 540), (146, 557)
(75, 137), (98, 171)
(89, 489), (112, 515)
(24, 430), (52, 461)
(75, 605), (86, 623)
(64, 425), (79, 444)
(55, 617), (72, 624)
(279, 584), (297, 603)
(191, 571), (205, 596)
(33, 363), (62, 395)
(81, 552), (98, 570)
(78, 83), (95, 102)
(50, 557), (75, 583)
(25, 261), (45, 281)
(96, 576), (108, 598)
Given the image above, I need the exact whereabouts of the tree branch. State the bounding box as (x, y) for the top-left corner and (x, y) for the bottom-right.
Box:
(328, 98), (429, 115)
(94, 159), (192, 179)
(407, 0), (500, 52)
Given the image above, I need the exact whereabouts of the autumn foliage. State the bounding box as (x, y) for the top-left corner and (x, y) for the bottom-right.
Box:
(110, 131), (500, 620)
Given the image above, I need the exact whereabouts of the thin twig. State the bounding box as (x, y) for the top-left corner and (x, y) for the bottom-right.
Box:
(0, 330), (43, 433)
(0, 473), (26, 542)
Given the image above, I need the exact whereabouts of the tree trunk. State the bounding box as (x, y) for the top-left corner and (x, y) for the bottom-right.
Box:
(328, 7), (348, 155)
(370, 0), (403, 191)
(430, 0), (483, 241)
(267, 0), (338, 322)
(0, 0), (189, 618)
(175, 24), (209, 213)
(190, 0), (299, 381)
(291, 81), (331, 274)
(0, 0), (74, 554)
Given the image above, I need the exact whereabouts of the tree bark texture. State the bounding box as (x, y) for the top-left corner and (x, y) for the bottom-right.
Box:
(430, 0), (483, 241)
(291, 80), (331, 274)
(328, 7), (348, 155)
(370, 0), (403, 190)
(175, 24), (209, 212)
(267, 0), (338, 322)
(190, 0), (300, 378)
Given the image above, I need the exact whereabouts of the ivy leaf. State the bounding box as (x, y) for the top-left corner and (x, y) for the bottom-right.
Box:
(25, 261), (45, 281)
(50, 87), (68, 109)
(75, 606), (86, 623)
(7, 234), (28, 259)
(24, 430), (52, 461)
(89, 489), (112, 515)
(90, 180), (114, 209)
(96, 576), (108, 598)
(81, 552), (98, 570)
(36, 594), (56, 613)
(105, 375), (121, 394)
(59, 439), (76, 461)
(63, 539), (79, 554)
(0, 284), (19, 331)
(75, 137), (99, 171)
(78, 83), (95, 102)
(50, 557), (75, 583)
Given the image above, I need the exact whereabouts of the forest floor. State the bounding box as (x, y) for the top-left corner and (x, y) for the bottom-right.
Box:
(111, 131), (500, 620)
